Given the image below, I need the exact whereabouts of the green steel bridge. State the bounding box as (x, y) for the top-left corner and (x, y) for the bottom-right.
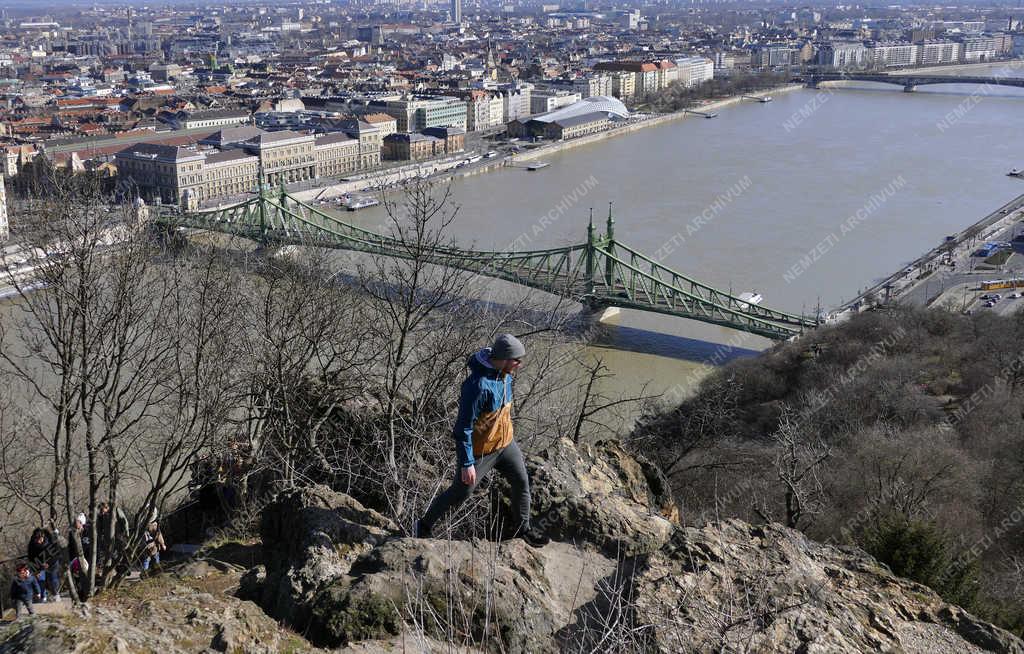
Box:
(157, 187), (819, 340)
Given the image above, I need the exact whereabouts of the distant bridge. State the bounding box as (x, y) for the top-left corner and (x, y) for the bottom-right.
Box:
(154, 186), (819, 340)
(806, 72), (1024, 93)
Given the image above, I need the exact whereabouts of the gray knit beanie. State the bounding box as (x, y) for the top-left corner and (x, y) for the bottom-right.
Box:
(490, 333), (526, 360)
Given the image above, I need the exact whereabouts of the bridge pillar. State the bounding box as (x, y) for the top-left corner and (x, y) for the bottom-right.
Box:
(574, 303), (621, 329)
(903, 85), (917, 93)
(255, 243), (300, 260)
(131, 197), (151, 230)
(595, 306), (621, 323)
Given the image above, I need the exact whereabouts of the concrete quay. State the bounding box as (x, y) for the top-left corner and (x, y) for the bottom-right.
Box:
(506, 84), (805, 166)
(199, 85), (806, 211)
(833, 191), (1024, 320)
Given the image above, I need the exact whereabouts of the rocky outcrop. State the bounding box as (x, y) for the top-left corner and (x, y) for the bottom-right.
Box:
(524, 438), (677, 556)
(0, 572), (328, 654)
(242, 484), (399, 628)
(5, 438), (1021, 654)
(242, 439), (1024, 653)
(634, 519), (1024, 654)
(308, 538), (618, 650)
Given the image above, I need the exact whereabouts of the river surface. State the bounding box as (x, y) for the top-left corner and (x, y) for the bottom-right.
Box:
(5, 66), (1024, 413)
(338, 66), (1024, 404)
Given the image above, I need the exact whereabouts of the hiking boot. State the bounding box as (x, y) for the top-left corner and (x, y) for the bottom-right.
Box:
(520, 525), (550, 548)
(414, 519), (433, 539)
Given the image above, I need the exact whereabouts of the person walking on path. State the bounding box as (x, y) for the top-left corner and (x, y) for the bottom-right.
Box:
(141, 521), (167, 574)
(416, 334), (549, 547)
(10, 563), (40, 619)
(27, 528), (62, 602)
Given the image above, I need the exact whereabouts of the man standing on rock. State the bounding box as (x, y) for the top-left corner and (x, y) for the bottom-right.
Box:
(416, 334), (549, 547)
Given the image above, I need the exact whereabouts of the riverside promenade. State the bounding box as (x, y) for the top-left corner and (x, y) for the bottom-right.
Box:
(199, 84), (805, 210)
(505, 84), (804, 166)
(833, 191), (1024, 320)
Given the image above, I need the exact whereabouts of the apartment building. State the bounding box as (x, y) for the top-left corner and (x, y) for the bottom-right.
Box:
(673, 57), (713, 88)
(572, 74), (613, 99)
(816, 42), (870, 69)
(530, 88), (581, 115)
(961, 35), (999, 62)
(919, 40), (963, 65)
(362, 113), (398, 138)
(382, 126), (465, 161)
(609, 71), (636, 99)
(593, 61), (674, 97)
(464, 91), (505, 131)
(867, 42), (919, 68)
(500, 83), (533, 122)
(655, 60), (679, 87)
(372, 95), (467, 133)
(750, 45), (799, 68)
(314, 133), (362, 177)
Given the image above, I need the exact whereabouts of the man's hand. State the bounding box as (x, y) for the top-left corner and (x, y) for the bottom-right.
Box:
(461, 465), (477, 486)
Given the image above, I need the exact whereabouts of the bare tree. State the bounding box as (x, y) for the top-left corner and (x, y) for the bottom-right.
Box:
(0, 179), (247, 598)
(239, 251), (375, 490)
(764, 405), (832, 530)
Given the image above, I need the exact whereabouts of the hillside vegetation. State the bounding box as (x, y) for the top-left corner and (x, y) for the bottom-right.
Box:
(632, 306), (1024, 636)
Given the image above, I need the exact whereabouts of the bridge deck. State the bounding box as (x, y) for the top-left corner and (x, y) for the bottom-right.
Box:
(808, 73), (1024, 90)
(158, 189), (818, 340)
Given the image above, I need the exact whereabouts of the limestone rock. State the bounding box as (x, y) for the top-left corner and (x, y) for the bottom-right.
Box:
(255, 484), (399, 627)
(524, 438), (677, 556)
(630, 519), (1024, 654)
(308, 537), (618, 651)
(0, 571), (326, 654)
(5, 439), (1020, 654)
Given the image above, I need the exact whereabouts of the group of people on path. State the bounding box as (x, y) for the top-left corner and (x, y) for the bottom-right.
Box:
(7, 504), (166, 619)
(12, 334), (545, 617)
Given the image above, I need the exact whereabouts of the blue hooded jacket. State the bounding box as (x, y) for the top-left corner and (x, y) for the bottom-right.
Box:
(453, 348), (514, 467)
(10, 575), (40, 603)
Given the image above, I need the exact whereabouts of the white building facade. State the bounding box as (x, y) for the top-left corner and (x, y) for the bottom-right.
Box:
(674, 57), (714, 88)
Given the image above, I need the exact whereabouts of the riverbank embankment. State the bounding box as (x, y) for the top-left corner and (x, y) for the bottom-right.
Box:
(834, 191), (1024, 319)
(201, 84), (806, 209)
(505, 84), (805, 166)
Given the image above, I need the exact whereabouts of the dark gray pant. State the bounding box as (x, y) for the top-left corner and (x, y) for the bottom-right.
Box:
(421, 440), (531, 533)
(14, 599), (33, 618)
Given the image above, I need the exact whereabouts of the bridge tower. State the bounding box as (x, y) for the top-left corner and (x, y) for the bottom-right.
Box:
(131, 196), (150, 229)
(585, 209), (596, 295)
(257, 172), (270, 240)
(604, 202), (616, 288)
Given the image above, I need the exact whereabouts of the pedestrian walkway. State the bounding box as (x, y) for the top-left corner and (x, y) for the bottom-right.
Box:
(1, 597), (71, 622)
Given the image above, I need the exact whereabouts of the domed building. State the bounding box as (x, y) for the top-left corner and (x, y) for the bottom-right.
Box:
(537, 95), (630, 122)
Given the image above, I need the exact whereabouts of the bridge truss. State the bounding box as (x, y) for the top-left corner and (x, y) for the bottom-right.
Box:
(156, 186), (819, 340)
